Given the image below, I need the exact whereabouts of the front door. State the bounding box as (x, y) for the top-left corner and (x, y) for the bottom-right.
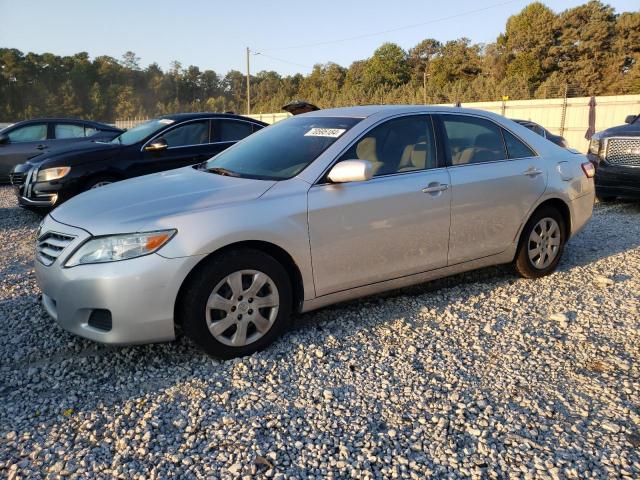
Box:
(307, 115), (451, 296)
(438, 114), (547, 264)
(139, 119), (214, 176)
(0, 122), (52, 181)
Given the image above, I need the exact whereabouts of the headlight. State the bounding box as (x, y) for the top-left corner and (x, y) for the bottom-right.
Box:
(65, 229), (176, 267)
(37, 167), (70, 182)
(588, 138), (601, 156)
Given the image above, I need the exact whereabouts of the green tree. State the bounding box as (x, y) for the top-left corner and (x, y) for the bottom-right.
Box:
(362, 43), (410, 91)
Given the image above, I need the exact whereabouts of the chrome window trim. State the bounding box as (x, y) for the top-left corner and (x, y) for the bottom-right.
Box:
(312, 112), (441, 185)
(436, 111), (539, 168)
(140, 118), (261, 152)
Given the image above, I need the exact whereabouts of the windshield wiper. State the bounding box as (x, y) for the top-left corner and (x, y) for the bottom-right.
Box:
(206, 167), (241, 177)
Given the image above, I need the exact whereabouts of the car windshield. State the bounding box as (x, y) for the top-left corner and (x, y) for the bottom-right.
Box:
(204, 116), (361, 180)
(111, 118), (175, 146)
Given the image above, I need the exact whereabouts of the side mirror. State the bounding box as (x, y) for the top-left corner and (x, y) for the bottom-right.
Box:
(144, 137), (168, 152)
(0, 133), (9, 145)
(624, 114), (638, 124)
(327, 160), (373, 183)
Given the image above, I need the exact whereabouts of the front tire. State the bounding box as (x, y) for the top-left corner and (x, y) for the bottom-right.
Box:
(83, 176), (117, 192)
(514, 206), (566, 279)
(178, 249), (292, 359)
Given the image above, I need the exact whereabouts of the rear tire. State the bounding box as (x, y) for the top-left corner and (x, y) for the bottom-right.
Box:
(178, 249), (292, 359)
(514, 206), (566, 279)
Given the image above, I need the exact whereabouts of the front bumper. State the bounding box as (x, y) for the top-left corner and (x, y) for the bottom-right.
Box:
(35, 215), (206, 345)
(12, 164), (75, 208)
(594, 162), (640, 199)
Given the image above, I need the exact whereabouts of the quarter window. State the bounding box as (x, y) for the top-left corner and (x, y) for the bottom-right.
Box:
(162, 121), (210, 147)
(213, 120), (255, 142)
(502, 129), (535, 159)
(339, 115), (437, 177)
(441, 115), (507, 165)
(7, 124), (47, 143)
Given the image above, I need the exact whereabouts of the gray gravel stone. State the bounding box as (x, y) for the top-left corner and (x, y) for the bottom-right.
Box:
(0, 187), (639, 479)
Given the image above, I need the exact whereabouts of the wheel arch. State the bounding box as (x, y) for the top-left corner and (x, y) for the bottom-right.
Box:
(80, 170), (125, 190)
(515, 197), (572, 256)
(174, 240), (306, 325)
(535, 198), (571, 235)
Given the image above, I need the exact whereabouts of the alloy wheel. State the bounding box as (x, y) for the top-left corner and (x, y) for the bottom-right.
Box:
(90, 181), (112, 189)
(527, 217), (561, 269)
(205, 269), (280, 347)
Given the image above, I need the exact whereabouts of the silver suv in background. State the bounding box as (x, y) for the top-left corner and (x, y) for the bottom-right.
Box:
(35, 106), (595, 358)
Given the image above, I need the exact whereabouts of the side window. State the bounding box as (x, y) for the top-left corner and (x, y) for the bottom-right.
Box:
(339, 115), (437, 177)
(162, 121), (210, 147)
(7, 124), (47, 143)
(441, 115), (507, 166)
(502, 129), (536, 159)
(84, 126), (98, 137)
(54, 123), (86, 139)
(213, 120), (254, 142)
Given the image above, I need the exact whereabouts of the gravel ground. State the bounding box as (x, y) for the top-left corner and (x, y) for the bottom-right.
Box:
(0, 185), (639, 479)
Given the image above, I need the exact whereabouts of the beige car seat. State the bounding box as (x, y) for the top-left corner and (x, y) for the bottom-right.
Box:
(355, 137), (385, 175)
(399, 141), (432, 172)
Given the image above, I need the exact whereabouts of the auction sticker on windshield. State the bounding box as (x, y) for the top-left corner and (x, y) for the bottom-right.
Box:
(158, 119), (175, 125)
(304, 128), (346, 138)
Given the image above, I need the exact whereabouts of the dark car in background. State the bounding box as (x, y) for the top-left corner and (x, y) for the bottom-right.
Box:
(588, 113), (640, 201)
(512, 119), (568, 148)
(0, 118), (122, 183)
(11, 113), (266, 208)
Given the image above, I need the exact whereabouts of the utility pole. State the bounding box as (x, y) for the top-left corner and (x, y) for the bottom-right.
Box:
(246, 47), (251, 115)
(423, 70), (427, 105)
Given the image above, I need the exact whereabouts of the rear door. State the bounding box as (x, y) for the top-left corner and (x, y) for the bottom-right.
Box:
(52, 122), (99, 146)
(437, 113), (546, 264)
(0, 122), (51, 181)
(210, 119), (260, 156)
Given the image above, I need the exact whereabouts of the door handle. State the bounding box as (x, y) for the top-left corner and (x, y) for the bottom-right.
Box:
(35, 144), (47, 150)
(523, 167), (543, 177)
(422, 183), (449, 193)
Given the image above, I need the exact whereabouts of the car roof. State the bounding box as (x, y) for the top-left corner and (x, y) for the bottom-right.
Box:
(159, 112), (268, 125)
(512, 119), (539, 126)
(301, 105), (505, 119)
(8, 118), (121, 130)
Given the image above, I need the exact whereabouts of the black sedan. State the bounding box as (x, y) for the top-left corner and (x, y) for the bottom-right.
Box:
(11, 113), (266, 208)
(0, 118), (122, 183)
(512, 119), (568, 148)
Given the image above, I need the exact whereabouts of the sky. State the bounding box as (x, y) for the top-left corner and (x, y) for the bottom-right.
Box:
(1, 0), (638, 76)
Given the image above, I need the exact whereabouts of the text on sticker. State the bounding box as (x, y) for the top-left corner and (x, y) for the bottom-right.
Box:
(304, 128), (346, 138)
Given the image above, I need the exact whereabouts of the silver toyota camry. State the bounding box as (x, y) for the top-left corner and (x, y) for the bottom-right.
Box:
(35, 106), (595, 358)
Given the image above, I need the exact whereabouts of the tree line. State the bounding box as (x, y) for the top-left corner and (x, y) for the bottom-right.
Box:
(1, 1), (638, 122)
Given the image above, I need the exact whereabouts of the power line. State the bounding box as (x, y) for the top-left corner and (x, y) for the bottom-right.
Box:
(252, 52), (312, 70)
(261, 0), (524, 52)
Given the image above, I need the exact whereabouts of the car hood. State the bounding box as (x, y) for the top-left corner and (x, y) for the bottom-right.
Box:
(50, 166), (277, 236)
(26, 141), (123, 167)
(595, 123), (640, 138)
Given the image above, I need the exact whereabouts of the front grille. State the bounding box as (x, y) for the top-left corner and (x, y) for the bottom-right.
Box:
(605, 138), (640, 167)
(37, 232), (76, 266)
(9, 172), (26, 186)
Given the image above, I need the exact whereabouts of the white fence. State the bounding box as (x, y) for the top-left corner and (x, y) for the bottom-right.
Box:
(112, 94), (640, 153)
(447, 94), (640, 153)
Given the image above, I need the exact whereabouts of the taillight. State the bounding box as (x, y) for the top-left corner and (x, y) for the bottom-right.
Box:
(581, 162), (595, 178)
